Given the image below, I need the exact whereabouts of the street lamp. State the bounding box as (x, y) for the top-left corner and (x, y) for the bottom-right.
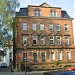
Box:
(23, 44), (27, 74)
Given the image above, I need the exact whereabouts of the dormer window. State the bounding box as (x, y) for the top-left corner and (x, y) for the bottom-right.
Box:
(34, 9), (41, 16)
(50, 10), (57, 17)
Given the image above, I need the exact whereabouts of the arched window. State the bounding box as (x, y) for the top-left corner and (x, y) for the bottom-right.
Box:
(49, 35), (54, 45)
(32, 34), (38, 45)
(22, 35), (27, 45)
(40, 34), (45, 45)
(56, 36), (61, 45)
(34, 8), (41, 16)
(50, 10), (57, 17)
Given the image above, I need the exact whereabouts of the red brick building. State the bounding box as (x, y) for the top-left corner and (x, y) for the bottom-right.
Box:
(14, 3), (75, 70)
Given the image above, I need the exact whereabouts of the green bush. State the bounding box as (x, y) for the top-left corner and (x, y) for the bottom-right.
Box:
(64, 65), (71, 68)
(21, 63), (34, 71)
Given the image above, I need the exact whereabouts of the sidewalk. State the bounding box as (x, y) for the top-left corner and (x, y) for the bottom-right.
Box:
(12, 71), (45, 75)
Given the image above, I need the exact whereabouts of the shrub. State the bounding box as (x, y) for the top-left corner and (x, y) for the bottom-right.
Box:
(54, 60), (60, 67)
(64, 65), (71, 68)
(21, 63), (34, 71)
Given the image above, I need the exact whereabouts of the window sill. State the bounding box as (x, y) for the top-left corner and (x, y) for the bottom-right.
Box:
(40, 44), (46, 46)
(65, 44), (71, 46)
(22, 44), (28, 46)
(32, 44), (38, 46)
(49, 44), (54, 46)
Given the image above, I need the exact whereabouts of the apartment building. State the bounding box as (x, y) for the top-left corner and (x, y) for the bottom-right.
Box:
(14, 3), (75, 69)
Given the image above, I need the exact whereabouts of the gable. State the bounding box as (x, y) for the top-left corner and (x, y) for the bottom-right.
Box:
(40, 2), (51, 7)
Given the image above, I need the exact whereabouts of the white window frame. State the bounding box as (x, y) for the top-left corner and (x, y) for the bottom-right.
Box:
(22, 22), (27, 30)
(58, 52), (62, 60)
(49, 36), (54, 45)
(23, 53), (28, 61)
(54, 11), (57, 17)
(50, 11), (54, 17)
(64, 24), (69, 31)
(40, 34), (45, 45)
(32, 35), (38, 45)
(34, 10), (41, 16)
(33, 53), (38, 62)
(22, 36), (27, 45)
(66, 52), (71, 60)
(56, 24), (60, 31)
(50, 11), (57, 17)
(65, 37), (70, 45)
(50, 52), (55, 60)
(40, 23), (44, 30)
(49, 24), (53, 31)
(41, 52), (45, 61)
(56, 36), (61, 45)
(32, 23), (36, 30)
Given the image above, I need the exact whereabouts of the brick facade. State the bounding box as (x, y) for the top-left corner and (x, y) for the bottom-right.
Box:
(14, 3), (75, 70)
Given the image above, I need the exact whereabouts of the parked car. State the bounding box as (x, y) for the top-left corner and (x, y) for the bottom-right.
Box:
(1, 63), (7, 68)
(66, 67), (75, 71)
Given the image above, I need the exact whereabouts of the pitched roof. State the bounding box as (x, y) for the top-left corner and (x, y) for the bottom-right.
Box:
(16, 8), (28, 16)
(16, 4), (71, 19)
(61, 10), (71, 18)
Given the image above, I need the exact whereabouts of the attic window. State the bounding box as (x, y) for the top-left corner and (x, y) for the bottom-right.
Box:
(34, 9), (41, 16)
(50, 10), (57, 17)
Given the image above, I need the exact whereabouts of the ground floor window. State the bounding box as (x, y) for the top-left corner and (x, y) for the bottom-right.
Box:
(58, 52), (62, 60)
(41, 52), (45, 61)
(33, 53), (37, 62)
(23, 53), (28, 62)
(50, 52), (55, 60)
(66, 52), (71, 60)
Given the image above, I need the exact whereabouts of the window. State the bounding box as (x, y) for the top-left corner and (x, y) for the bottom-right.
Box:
(32, 23), (36, 30)
(58, 52), (62, 60)
(32, 34), (38, 45)
(33, 53), (37, 62)
(22, 36), (27, 45)
(56, 36), (61, 45)
(54, 11), (57, 17)
(65, 37), (70, 45)
(50, 11), (57, 17)
(23, 53), (28, 61)
(50, 52), (55, 60)
(56, 24), (60, 31)
(41, 52), (45, 61)
(34, 9), (41, 16)
(40, 23), (44, 30)
(22, 22), (27, 30)
(49, 36), (54, 45)
(64, 24), (69, 31)
(40, 34), (45, 45)
(66, 52), (71, 60)
(9, 53), (12, 57)
(50, 11), (54, 17)
(49, 24), (53, 31)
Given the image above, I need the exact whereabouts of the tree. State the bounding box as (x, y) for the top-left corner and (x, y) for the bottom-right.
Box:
(0, 0), (20, 43)
(0, 0), (20, 57)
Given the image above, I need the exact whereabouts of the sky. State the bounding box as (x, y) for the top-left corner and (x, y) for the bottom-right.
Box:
(16, 0), (75, 44)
